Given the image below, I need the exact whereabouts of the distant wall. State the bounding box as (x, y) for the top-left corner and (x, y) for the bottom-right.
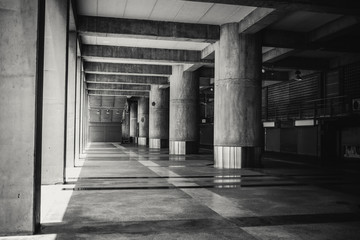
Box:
(265, 126), (317, 156)
(89, 123), (122, 142)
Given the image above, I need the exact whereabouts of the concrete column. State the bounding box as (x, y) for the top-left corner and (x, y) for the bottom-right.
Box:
(214, 23), (262, 169)
(42, 0), (68, 184)
(137, 97), (149, 146)
(129, 101), (138, 143)
(0, 0), (44, 234)
(149, 86), (169, 148)
(66, 32), (77, 168)
(79, 66), (85, 157)
(74, 56), (81, 164)
(122, 101), (130, 141)
(169, 65), (199, 154)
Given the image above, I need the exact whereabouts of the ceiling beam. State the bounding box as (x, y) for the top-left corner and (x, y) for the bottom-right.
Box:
(201, 43), (216, 60)
(86, 74), (169, 85)
(87, 83), (150, 91)
(309, 16), (360, 42)
(239, 8), (290, 34)
(263, 57), (329, 70)
(263, 48), (296, 63)
(82, 45), (212, 65)
(89, 90), (149, 97)
(262, 16), (360, 65)
(263, 16), (360, 50)
(78, 15), (219, 43)
(84, 62), (172, 76)
(182, 0), (360, 15)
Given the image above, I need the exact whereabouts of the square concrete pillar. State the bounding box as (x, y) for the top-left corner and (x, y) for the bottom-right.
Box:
(0, 0), (44, 235)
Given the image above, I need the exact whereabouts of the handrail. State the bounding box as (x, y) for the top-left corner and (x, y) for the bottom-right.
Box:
(263, 94), (351, 121)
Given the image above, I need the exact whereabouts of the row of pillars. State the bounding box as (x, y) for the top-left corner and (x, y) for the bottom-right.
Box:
(0, 0), (262, 234)
(0, 0), (89, 234)
(123, 23), (263, 169)
(124, 64), (200, 154)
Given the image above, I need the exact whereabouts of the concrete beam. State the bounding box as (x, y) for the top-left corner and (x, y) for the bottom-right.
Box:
(84, 62), (172, 76)
(262, 30), (306, 49)
(183, 63), (207, 72)
(78, 15), (219, 43)
(263, 57), (329, 70)
(262, 16), (360, 66)
(309, 16), (360, 42)
(262, 48), (296, 63)
(89, 90), (150, 97)
(87, 83), (151, 91)
(239, 8), (290, 34)
(82, 45), (212, 65)
(86, 74), (169, 85)
(182, 0), (360, 15)
(201, 43), (216, 60)
(263, 16), (360, 50)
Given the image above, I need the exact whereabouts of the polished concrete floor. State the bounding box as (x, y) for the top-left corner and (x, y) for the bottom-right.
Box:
(2, 142), (360, 239)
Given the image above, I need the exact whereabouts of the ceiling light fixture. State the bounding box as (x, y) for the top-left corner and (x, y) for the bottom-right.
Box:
(295, 70), (302, 81)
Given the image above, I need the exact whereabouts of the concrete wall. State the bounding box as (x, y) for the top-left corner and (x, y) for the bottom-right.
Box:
(0, 0), (43, 234)
(42, 0), (68, 184)
(89, 123), (122, 142)
(265, 127), (317, 156)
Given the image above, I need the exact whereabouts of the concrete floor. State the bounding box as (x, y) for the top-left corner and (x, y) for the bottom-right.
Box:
(2, 143), (360, 239)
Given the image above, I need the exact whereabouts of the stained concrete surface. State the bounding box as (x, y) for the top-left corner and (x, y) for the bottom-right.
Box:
(2, 142), (360, 239)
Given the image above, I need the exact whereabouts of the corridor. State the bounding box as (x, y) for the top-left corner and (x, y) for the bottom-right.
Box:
(4, 143), (359, 240)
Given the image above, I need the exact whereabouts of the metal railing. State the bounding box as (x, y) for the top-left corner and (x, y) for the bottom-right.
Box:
(263, 95), (351, 121)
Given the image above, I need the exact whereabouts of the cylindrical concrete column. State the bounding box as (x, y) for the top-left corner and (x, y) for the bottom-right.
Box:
(138, 97), (149, 146)
(149, 86), (169, 148)
(169, 65), (199, 154)
(214, 23), (262, 169)
(122, 102), (130, 142)
(129, 101), (138, 143)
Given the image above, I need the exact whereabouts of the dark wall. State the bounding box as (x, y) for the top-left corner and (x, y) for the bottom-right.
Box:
(89, 123), (122, 142)
(265, 126), (317, 156)
(200, 124), (213, 146)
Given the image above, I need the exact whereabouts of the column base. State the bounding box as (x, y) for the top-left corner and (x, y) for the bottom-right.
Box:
(149, 138), (169, 148)
(169, 140), (198, 155)
(214, 146), (262, 169)
(138, 137), (148, 146)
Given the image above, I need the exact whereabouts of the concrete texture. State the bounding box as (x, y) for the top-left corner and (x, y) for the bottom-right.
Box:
(78, 15), (220, 42)
(169, 65), (199, 154)
(6, 143), (360, 239)
(84, 62), (172, 76)
(87, 83), (150, 91)
(137, 97), (149, 146)
(42, 0), (68, 184)
(129, 101), (138, 141)
(86, 74), (169, 85)
(88, 90), (149, 97)
(121, 103), (130, 141)
(65, 32), (77, 169)
(214, 23), (262, 168)
(74, 57), (82, 163)
(0, 0), (42, 235)
(149, 86), (169, 148)
(83, 45), (210, 65)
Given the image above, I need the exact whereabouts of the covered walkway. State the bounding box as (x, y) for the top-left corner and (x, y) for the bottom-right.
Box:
(5, 143), (358, 239)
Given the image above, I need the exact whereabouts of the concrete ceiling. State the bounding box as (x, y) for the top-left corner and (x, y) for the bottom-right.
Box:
(77, 0), (256, 24)
(270, 11), (341, 32)
(81, 35), (209, 51)
(75, 0), (360, 101)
